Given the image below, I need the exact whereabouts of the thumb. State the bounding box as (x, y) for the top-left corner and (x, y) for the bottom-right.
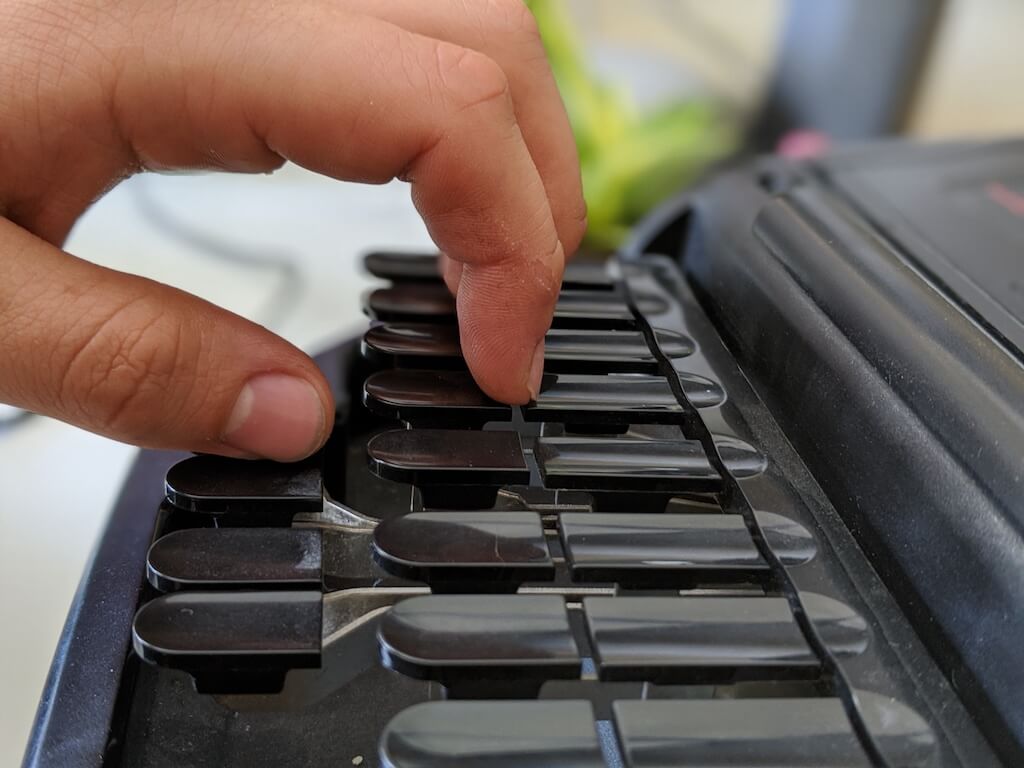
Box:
(0, 218), (333, 461)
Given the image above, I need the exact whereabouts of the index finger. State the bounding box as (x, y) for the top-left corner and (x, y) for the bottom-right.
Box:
(345, 0), (588, 257)
(111, 3), (561, 403)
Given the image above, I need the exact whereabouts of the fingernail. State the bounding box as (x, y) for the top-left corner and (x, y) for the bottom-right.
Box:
(223, 373), (327, 461)
(527, 341), (545, 401)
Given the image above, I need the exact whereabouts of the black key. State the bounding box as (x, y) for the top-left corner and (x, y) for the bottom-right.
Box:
(367, 429), (529, 487)
(526, 373), (683, 425)
(363, 278), (659, 331)
(676, 372), (726, 408)
(147, 528), (322, 592)
(364, 284), (455, 323)
(714, 435), (769, 478)
(378, 595), (580, 691)
(365, 285), (641, 328)
(132, 591), (322, 693)
(545, 329), (692, 373)
(380, 700), (605, 768)
(559, 512), (815, 585)
(362, 251), (614, 289)
(165, 454), (322, 514)
(583, 594), (867, 683)
(554, 290), (635, 329)
(563, 258), (615, 290)
(363, 251), (442, 283)
(373, 511), (554, 590)
(362, 323), (693, 374)
(362, 323), (463, 369)
(560, 290), (669, 327)
(526, 371), (723, 417)
(613, 693), (935, 767)
(536, 437), (721, 492)
(363, 369), (511, 426)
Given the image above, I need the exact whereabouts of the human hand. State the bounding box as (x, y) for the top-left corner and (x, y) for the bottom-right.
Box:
(0, 0), (584, 461)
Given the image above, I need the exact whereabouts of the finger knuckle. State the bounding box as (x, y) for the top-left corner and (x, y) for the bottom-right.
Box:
(483, 0), (540, 40)
(433, 41), (511, 114)
(564, 197), (589, 253)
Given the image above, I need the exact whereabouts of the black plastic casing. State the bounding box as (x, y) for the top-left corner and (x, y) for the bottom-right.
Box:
(634, 140), (1024, 765)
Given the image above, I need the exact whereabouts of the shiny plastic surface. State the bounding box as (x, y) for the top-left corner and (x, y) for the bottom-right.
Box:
(559, 511), (815, 585)
(613, 693), (935, 767)
(527, 373), (684, 425)
(132, 591), (322, 692)
(365, 284), (455, 323)
(535, 436), (721, 491)
(373, 511), (554, 588)
(378, 595), (581, 687)
(380, 700), (604, 768)
(363, 251), (442, 282)
(365, 282), (660, 330)
(364, 369), (512, 425)
(367, 429), (529, 486)
(147, 528), (322, 591)
(364, 249), (615, 291)
(583, 594), (867, 683)
(362, 322), (693, 373)
(165, 454), (322, 513)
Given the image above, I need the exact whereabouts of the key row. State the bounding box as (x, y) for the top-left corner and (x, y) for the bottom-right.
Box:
(364, 250), (616, 291)
(379, 696), (935, 767)
(363, 323), (693, 374)
(379, 593), (868, 690)
(363, 369), (725, 428)
(132, 591), (868, 695)
(146, 510), (816, 592)
(365, 283), (669, 330)
(160, 442), (759, 517)
(367, 429), (765, 497)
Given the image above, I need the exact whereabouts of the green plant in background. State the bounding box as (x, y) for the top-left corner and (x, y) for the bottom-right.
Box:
(528, 0), (739, 248)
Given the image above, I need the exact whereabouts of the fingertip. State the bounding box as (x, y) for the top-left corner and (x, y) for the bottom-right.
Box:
(220, 372), (333, 461)
(461, 331), (543, 407)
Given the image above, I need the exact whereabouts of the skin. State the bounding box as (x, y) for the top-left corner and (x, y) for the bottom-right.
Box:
(0, 0), (586, 461)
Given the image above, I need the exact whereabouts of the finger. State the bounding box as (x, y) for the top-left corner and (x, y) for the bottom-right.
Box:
(106, 4), (563, 402)
(345, 0), (587, 256)
(438, 253), (464, 295)
(0, 218), (333, 461)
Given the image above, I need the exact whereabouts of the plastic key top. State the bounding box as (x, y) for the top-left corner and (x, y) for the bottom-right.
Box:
(378, 594), (581, 694)
(362, 323), (694, 373)
(535, 436), (721, 492)
(147, 528), (322, 592)
(361, 323), (464, 369)
(373, 511), (555, 590)
(364, 284), (455, 323)
(363, 369), (512, 426)
(132, 591), (322, 693)
(164, 454), (322, 514)
(364, 283), (652, 329)
(363, 251), (443, 283)
(367, 429), (529, 487)
(558, 512), (815, 586)
(362, 250), (614, 289)
(380, 700), (605, 768)
(583, 594), (868, 683)
(543, 329), (692, 373)
(526, 373), (684, 425)
(613, 694), (935, 767)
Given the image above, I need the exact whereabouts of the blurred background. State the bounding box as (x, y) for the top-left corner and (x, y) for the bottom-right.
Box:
(1, 0), (1022, 763)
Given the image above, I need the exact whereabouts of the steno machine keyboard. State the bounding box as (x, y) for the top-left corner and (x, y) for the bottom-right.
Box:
(25, 140), (1024, 767)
